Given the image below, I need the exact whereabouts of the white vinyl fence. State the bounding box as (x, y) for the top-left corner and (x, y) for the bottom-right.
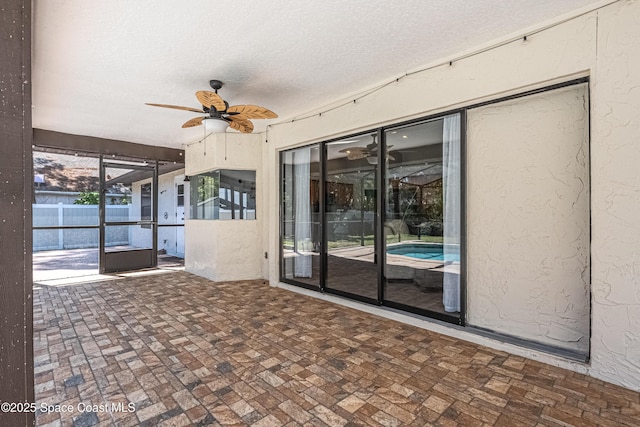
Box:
(33, 204), (131, 251)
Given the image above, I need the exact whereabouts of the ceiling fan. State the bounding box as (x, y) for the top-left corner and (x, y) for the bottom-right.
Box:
(145, 80), (277, 133)
(339, 134), (395, 162)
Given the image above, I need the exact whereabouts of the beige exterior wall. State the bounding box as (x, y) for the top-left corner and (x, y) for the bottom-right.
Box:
(185, 132), (264, 281)
(184, 1), (640, 390)
(590, 1), (640, 389)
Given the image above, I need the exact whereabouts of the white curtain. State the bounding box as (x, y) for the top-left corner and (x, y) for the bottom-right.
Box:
(294, 149), (312, 277)
(443, 114), (461, 312)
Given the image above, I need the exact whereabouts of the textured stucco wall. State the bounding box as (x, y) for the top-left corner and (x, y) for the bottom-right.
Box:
(185, 220), (263, 281)
(590, 0), (640, 390)
(185, 132), (262, 176)
(185, 132), (264, 281)
(466, 84), (590, 354)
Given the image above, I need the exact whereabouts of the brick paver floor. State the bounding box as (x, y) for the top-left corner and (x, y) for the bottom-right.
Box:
(34, 271), (640, 426)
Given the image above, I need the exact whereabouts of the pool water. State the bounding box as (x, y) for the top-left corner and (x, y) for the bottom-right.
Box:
(387, 244), (460, 262)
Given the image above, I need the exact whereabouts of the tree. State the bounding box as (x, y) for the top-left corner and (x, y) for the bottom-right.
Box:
(74, 191), (100, 205)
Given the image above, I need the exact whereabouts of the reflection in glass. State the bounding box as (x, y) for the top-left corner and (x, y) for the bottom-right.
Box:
(325, 135), (378, 300)
(383, 114), (461, 318)
(281, 145), (320, 287)
(190, 170), (256, 220)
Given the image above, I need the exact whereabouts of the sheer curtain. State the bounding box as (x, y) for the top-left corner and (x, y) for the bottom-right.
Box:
(443, 114), (461, 312)
(294, 149), (312, 277)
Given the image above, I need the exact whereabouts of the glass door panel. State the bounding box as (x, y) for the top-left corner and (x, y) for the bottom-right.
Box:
(32, 151), (101, 281)
(281, 145), (321, 288)
(100, 159), (157, 273)
(325, 135), (378, 301)
(383, 115), (462, 321)
(103, 224), (153, 271)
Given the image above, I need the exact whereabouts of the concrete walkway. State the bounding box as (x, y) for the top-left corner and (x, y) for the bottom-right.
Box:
(34, 248), (184, 283)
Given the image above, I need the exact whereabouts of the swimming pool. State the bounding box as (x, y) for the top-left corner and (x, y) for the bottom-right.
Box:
(386, 243), (460, 262)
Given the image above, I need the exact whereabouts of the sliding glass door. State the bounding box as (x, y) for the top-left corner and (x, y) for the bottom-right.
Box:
(281, 145), (321, 288)
(279, 113), (464, 324)
(383, 114), (462, 321)
(325, 135), (378, 302)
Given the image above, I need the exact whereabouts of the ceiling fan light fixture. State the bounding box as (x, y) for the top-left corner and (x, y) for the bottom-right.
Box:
(204, 118), (229, 134)
(366, 156), (378, 165)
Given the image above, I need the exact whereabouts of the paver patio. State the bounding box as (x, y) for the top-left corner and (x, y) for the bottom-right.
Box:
(34, 271), (640, 426)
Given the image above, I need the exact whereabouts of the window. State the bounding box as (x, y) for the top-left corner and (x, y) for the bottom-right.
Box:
(177, 184), (184, 207)
(190, 169), (256, 220)
(140, 183), (152, 221)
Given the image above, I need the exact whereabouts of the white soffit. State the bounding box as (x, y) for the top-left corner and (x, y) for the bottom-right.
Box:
(32, 0), (600, 149)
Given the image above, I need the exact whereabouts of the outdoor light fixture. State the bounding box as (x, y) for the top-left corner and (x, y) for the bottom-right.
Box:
(204, 118), (229, 134)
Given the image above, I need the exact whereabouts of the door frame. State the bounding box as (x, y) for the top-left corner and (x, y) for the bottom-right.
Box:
(99, 157), (159, 273)
(173, 174), (188, 257)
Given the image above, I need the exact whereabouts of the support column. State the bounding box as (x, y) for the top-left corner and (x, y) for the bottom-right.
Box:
(0, 0), (34, 425)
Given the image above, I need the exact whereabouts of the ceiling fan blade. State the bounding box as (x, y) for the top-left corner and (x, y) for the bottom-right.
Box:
(227, 116), (254, 133)
(347, 152), (369, 160)
(195, 91), (226, 111)
(181, 116), (204, 128)
(145, 103), (204, 113)
(339, 147), (368, 154)
(227, 105), (278, 119)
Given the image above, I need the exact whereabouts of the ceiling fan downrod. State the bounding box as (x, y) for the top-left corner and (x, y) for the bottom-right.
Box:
(209, 79), (223, 93)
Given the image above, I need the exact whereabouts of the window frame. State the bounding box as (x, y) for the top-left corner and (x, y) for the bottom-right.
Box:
(189, 169), (257, 221)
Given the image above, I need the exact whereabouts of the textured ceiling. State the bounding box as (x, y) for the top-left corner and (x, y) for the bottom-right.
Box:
(32, 0), (598, 149)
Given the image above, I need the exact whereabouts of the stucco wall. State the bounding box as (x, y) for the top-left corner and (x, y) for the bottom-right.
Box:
(185, 132), (264, 281)
(259, 1), (640, 391)
(185, 220), (263, 282)
(466, 84), (590, 354)
(590, 1), (640, 390)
